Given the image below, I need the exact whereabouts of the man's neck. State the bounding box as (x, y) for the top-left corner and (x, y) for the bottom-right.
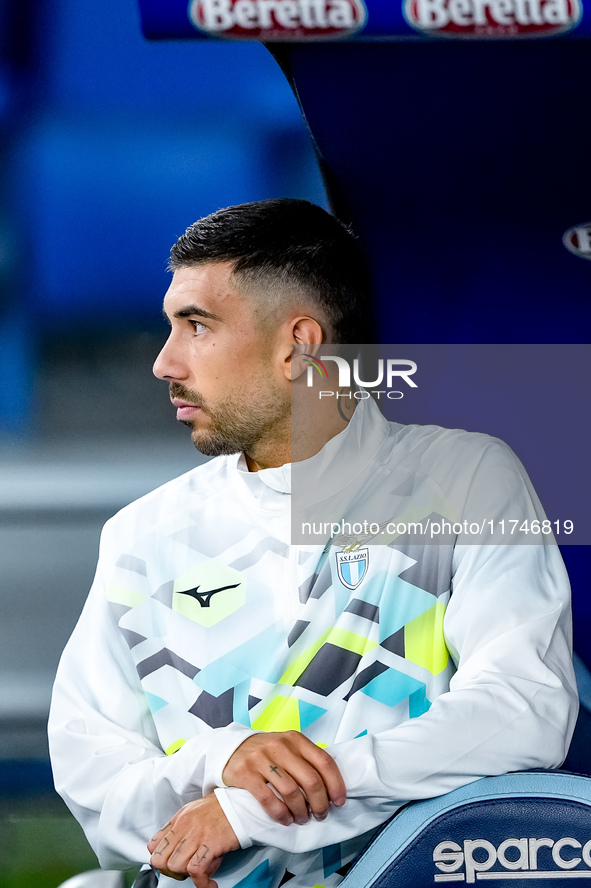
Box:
(245, 391), (357, 471)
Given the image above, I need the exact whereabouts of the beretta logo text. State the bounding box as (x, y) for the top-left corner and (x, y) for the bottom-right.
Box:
(404, 0), (581, 37)
(189, 0), (367, 39)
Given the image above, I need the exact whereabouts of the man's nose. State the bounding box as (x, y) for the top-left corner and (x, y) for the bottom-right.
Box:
(153, 337), (187, 381)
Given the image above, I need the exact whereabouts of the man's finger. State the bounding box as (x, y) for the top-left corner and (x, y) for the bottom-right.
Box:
(261, 767), (311, 823)
(236, 775), (296, 825)
(279, 757), (331, 820)
(147, 821), (172, 854)
(290, 734), (347, 807)
(150, 825), (193, 878)
(263, 735), (344, 818)
(265, 758), (326, 822)
(187, 847), (223, 888)
(150, 828), (176, 870)
(167, 836), (195, 874)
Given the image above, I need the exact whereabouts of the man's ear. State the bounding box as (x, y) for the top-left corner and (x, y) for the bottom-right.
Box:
(283, 317), (324, 381)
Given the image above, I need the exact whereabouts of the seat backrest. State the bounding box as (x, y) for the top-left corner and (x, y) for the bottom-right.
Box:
(341, 771), (591, 887)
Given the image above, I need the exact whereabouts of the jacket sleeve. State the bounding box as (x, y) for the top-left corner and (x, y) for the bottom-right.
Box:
(217, 541), (578, 853)
(214, 439), (579, 854)
(47, 518), (255, 871)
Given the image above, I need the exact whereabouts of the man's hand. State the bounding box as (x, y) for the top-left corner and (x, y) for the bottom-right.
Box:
(222, 730), (346, 826)
(148, 794), (239, 888)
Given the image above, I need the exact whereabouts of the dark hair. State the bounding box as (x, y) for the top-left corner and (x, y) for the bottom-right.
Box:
(169, 199), (371, 344)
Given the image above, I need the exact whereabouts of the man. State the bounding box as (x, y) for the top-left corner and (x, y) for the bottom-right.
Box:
(48, 199), (578, 888)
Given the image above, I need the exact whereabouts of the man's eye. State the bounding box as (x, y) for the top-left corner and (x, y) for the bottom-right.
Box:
(190, 320), (207, 335)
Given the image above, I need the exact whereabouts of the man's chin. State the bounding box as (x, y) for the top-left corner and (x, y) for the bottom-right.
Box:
(188, 426), (243, 458)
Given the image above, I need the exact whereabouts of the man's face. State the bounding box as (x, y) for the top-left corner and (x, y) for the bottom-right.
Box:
(153, 262), (290, 463)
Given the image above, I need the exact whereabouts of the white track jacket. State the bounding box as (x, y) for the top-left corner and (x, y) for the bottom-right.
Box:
(48, 398), (578, 888)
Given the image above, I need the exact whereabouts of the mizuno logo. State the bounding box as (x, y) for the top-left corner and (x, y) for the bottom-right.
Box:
(177, 583), (240, 608)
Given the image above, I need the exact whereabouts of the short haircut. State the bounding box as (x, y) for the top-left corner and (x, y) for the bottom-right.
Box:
(169, 198), (371, 344)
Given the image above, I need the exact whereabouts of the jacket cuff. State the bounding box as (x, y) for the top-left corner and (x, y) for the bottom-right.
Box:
(214, 787), (253, 849)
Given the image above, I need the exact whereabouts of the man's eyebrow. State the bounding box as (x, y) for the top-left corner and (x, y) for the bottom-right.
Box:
(161, 303), (223, 323)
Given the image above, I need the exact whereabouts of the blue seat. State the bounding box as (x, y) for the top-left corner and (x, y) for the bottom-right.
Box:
(341, 771), (591, 887)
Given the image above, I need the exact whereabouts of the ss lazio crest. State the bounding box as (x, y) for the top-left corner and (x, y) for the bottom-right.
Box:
(336, 547), (369, 590)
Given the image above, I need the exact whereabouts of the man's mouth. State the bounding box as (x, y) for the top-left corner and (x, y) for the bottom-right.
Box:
(171, 398), (203, 422)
